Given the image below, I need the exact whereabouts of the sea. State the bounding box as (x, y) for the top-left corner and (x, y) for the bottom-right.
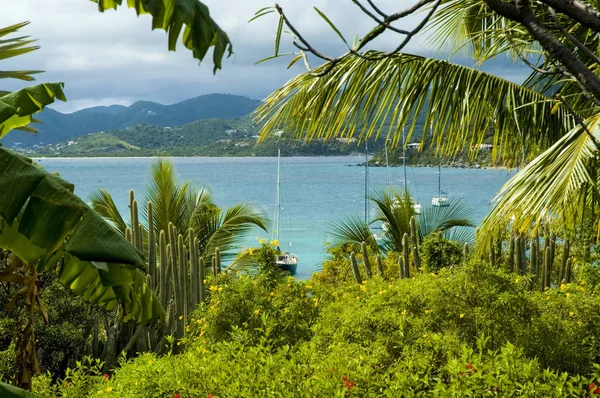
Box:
(35, 156), (516, 279)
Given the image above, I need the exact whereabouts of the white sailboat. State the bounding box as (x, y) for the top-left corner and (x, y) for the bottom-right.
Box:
(273, 148), (298, 274)
(431, 156), (449, 207)
(399, 132), (421, 214)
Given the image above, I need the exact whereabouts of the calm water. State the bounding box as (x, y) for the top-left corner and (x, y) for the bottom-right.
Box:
(36, 156), (515, 279)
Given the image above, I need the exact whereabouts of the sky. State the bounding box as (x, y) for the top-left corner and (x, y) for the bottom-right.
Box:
(4, 0), (531, 113)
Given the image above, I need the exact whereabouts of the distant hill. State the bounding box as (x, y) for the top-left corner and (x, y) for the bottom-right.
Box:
(31, 116), (387, 157)
(1, 93), (261, 147)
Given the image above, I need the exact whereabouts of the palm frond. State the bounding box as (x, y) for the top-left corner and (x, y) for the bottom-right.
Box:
(89, 189), (127, 234)
(255, 51), (574, 166)
(329, 214), (378, 253)
(443, 226), (476, 245)
(0, 22), (43, 82)
(200, 203), (269, 263)
(143, 160), (191, 236)
(418, 197), (475, 238)
(479, 114), (600, 241)
(370, 189), (414, 253)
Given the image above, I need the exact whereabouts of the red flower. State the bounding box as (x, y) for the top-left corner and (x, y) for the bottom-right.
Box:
(103, 373), (110, 380)
(342, 376), (355, 389)
(174, 394), (181, 398)
(466, 363), (477, 373)
(590, 383), (600, 395)
(207, 395), (213, 398)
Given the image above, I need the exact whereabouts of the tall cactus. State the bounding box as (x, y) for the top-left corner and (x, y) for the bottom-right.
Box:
(350, 252), (362, 284)
(398, 255), (405, 279)
(402, 233), (410, 278)
(544, 246), (552, 289)
(410, 216), (421, 270)
(190, 230), (200, 308)
(507, 235), (515, 273)
(514, 236), (521, 274)
(376, 254), (384, 278)
(565, 258), (573, 283)
(361, 242), (372, 279)
(463, 243), (469, 266)
(148, 201), (156, 285)
(489, 235), (496, 268)
(215, 247), (222, 275)
(199, 256), (206, 302)
(559, 239), (570, 284)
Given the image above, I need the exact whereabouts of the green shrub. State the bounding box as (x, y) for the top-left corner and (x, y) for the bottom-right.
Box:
(188, 272), (319, 348)
(419, 233), (463, 272)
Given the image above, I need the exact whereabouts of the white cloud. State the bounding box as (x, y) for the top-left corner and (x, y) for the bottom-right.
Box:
(2, 0), (528, 113)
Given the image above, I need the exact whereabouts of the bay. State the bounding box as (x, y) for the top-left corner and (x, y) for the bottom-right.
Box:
(36, 156), (515, 279)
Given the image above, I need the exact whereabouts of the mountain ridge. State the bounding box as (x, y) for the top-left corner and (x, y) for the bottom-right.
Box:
(1, 93), (261, 147)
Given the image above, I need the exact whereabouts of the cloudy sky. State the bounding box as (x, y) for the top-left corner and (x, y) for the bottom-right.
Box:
(5, 0), (530, 113)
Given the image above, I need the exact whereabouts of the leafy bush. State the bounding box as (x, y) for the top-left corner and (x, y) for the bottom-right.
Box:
(419, 233), (463, 272)
(188, 272), (319, 348)
(30, 262), (600, 396)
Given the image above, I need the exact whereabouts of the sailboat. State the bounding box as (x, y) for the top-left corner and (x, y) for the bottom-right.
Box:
(398, 132), (421, 214)
(273, 148), (298, 274)
(431, 156), (449, 207)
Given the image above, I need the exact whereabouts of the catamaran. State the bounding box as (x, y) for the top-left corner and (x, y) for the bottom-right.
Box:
(273, 148), (298, 274)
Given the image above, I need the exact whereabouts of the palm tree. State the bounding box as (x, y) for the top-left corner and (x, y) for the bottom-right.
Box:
(331, 189), (475, 255)
(0, 1), (231, 390)
(91, 159), (268, 264)
(253, 0), (600, 248)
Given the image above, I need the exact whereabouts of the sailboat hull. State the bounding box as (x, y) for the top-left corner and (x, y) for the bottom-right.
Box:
(276, 253), (298, 275)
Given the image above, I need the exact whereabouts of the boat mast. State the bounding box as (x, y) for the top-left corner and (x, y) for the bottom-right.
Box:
(402, 129), (408, 193)
(438, 156), (442, 197)
(384, 143), (390, 186)
(276, 148), (281, 242)
(364, 141), (369, 224)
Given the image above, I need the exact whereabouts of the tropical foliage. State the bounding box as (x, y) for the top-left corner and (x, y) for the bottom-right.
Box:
(25, 262), (600, 397)
(331, 189), (475, 255)
(90, 159), (268, 264)
(91, 0), (232, 73)
(253, 0), (600, 245)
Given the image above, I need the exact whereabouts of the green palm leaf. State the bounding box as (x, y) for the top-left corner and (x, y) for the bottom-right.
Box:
(91, 0), (232, 73)
(0, 148), (163, 324)
(418, 197), (475, 238)
(255, 51), (574, 165)
(0, 22), (43, 83)
(330, 214), (378, 253)
(480, 114), (600, 241)
(89, 189), (128, 234)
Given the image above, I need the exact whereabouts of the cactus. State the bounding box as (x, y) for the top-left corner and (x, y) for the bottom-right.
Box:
(463, 243), (469, 265)
(544, 246), (552, 289)
(516, 236), (524, 274)
(376, 254), (384, 277)
(361, 242), (372, 279)
(565, 258), (573, 283)
(410, 216), (421, 270)
(559, 239), (570, 284)
(212, 256), (217, 277)
(215, 247), (222, 275)
(507, 235), (515, 273)
(489, 235), (496, 268)
(398, 255), (405, 279)
(350, 252), (362, 284)
(531, 234), (539, 277)
(402, 233), (410, 278)
(199, 256), (206, 302)
(148, 202), (156, 285)
(190, 230), (199, 308)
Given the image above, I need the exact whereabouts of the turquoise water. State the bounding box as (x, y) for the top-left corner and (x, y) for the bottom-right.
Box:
(36, 157), (515, 279)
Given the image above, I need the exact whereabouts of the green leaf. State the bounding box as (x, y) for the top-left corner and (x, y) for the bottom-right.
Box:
(255, 53), (296, 65)
(0, 381), (39, 397)
(313, 7), (348, 47)
(0, 82), (66, 138)
(0, 148), (164, 324)
(91, 0), (232, 73)
(275, 15), (284, 57)
(248, 8), (275, 23)
(287, 54), (303, 69)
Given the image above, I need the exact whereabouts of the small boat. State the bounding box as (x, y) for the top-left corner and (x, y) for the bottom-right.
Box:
(273, 148), (298, 275)
(398, 133), (421, 214)
(432, 157), (450, 207)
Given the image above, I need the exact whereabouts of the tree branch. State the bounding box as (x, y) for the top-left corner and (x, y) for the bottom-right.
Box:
(540, 0), (600, 32)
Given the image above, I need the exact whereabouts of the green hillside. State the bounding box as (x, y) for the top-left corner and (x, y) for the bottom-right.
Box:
(32, 116), (386, 157)
(1, 94), (261, 147)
